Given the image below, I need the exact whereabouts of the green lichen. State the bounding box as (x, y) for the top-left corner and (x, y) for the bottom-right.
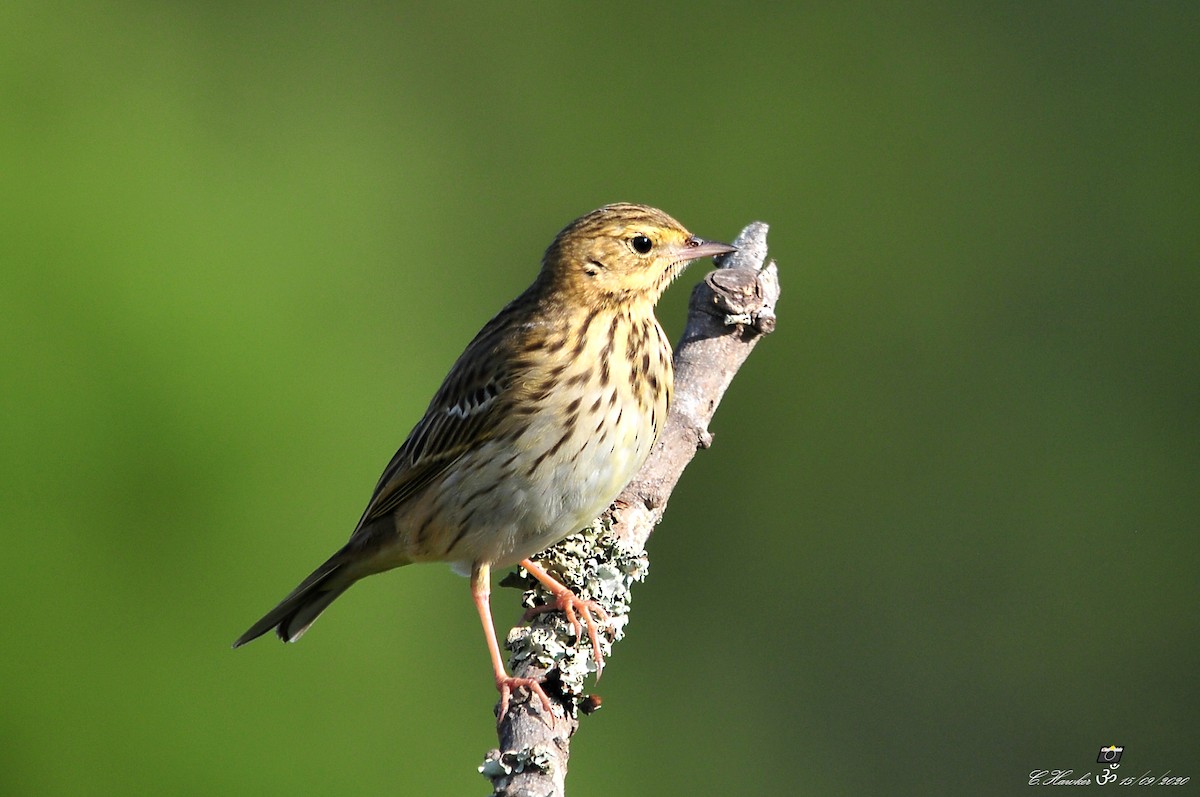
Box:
(501, 514), (649, 704)
(478, 744), (555, 778)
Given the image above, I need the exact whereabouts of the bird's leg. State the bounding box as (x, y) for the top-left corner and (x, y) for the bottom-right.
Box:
(470, 562), (553, 719)
(519, 558), (613, 679)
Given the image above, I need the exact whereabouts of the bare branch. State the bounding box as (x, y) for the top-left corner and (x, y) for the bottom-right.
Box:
(481, 222), (780, 796)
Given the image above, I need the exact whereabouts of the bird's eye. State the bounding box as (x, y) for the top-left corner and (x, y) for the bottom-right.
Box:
(631, 234), (653, 254)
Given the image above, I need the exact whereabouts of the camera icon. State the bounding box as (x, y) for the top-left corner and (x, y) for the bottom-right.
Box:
(1097, 745), (1124, 764)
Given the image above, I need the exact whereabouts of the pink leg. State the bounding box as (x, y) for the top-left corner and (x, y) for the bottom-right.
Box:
(471, 562), (552, 719)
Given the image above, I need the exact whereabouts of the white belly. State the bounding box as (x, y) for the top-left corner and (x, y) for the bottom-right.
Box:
(437, 383), (655, 570)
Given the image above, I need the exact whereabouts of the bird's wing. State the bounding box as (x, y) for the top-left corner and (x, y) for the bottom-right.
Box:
(352, 302), (532, 529)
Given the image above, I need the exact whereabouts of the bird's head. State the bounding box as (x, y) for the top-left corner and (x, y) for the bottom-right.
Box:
(541, 203), (736, 305)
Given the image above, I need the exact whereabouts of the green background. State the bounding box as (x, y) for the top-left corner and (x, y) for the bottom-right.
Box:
(3, 2), (1196, 794)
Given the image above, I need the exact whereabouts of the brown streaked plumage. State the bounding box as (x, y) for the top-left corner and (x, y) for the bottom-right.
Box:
(233, 203), (736, 718)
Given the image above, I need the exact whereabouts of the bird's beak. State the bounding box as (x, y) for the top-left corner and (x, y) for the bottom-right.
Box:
(680, 236), (738, 262)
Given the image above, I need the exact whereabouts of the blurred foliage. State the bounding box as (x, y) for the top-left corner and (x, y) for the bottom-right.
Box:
(2, 2), (1197, 794)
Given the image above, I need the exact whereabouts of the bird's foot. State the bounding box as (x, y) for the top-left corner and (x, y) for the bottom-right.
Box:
(523, 588), (614, 679)
(496, 672), (553, 720)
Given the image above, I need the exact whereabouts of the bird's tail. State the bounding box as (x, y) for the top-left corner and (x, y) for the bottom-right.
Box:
(233, 549), (359, 648)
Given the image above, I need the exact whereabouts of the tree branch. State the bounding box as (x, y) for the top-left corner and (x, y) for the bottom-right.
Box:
(480, 222), (780, 796)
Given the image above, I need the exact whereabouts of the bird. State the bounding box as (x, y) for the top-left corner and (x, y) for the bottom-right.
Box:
(233, 203), (736, 717)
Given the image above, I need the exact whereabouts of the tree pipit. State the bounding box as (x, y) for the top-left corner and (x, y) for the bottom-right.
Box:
(234, 203), (736, 717)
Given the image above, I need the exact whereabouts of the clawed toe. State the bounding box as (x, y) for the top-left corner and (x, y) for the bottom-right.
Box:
(524, 592), (614, 678)
(518, 558), (616, 679)
(496, 674), (553, 720)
